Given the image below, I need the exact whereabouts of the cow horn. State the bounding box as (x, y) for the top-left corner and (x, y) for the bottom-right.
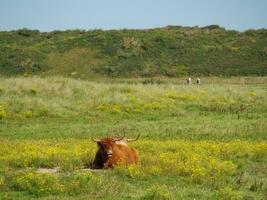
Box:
(91, 137), (100, 142)
(125, 133), (140, 142)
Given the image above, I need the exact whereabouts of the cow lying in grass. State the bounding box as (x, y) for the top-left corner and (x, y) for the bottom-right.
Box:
(92, 134), (139, 169)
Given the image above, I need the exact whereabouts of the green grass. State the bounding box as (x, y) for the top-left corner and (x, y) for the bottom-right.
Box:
(0, 76), (266, 199)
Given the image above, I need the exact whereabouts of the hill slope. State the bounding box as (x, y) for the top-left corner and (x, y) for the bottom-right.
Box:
(0, 25), (267, 77)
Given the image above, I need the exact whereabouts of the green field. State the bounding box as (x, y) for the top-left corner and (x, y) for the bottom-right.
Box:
(0, 76), (266, 199)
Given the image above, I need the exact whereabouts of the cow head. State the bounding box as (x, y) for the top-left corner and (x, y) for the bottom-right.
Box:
(92, 137), (120, 161)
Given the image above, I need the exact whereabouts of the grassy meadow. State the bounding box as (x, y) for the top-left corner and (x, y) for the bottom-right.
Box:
(0, 76), (266, 199)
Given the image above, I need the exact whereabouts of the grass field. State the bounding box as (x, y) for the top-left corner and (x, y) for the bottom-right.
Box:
(0, 76), (266, 199)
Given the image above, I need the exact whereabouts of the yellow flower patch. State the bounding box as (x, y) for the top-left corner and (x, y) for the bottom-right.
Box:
(0, 139), (266, 184)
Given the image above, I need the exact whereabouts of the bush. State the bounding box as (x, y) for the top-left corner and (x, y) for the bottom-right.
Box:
(16, 28), (40, 37)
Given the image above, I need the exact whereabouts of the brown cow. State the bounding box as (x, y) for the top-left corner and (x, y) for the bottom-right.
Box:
(91, 134), (139, 169)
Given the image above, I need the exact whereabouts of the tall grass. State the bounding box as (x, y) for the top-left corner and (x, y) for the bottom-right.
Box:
(0, 76), (266, 118)
(0, 76), (266, 140)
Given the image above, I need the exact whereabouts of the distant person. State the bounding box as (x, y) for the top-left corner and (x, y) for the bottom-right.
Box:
(196, 77), (201, 84)
(186, 77), (192, 84)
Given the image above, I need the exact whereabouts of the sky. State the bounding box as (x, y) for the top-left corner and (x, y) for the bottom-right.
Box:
(0, 0), (267, 32)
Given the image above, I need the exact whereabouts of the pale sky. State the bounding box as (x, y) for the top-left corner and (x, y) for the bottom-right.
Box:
(0, 0), (267, 31)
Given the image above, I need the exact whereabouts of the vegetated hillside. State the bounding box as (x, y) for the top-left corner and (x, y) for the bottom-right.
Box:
(0, 25), (267, 78)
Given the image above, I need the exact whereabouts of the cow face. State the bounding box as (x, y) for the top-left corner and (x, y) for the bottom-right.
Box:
(97, 138), (115, 160)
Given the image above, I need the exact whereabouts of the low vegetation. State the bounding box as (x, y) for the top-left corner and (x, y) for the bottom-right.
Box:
(1, 139), (266, 199)
(0, 76), (266, 199)
(0, 26), (267, 77)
